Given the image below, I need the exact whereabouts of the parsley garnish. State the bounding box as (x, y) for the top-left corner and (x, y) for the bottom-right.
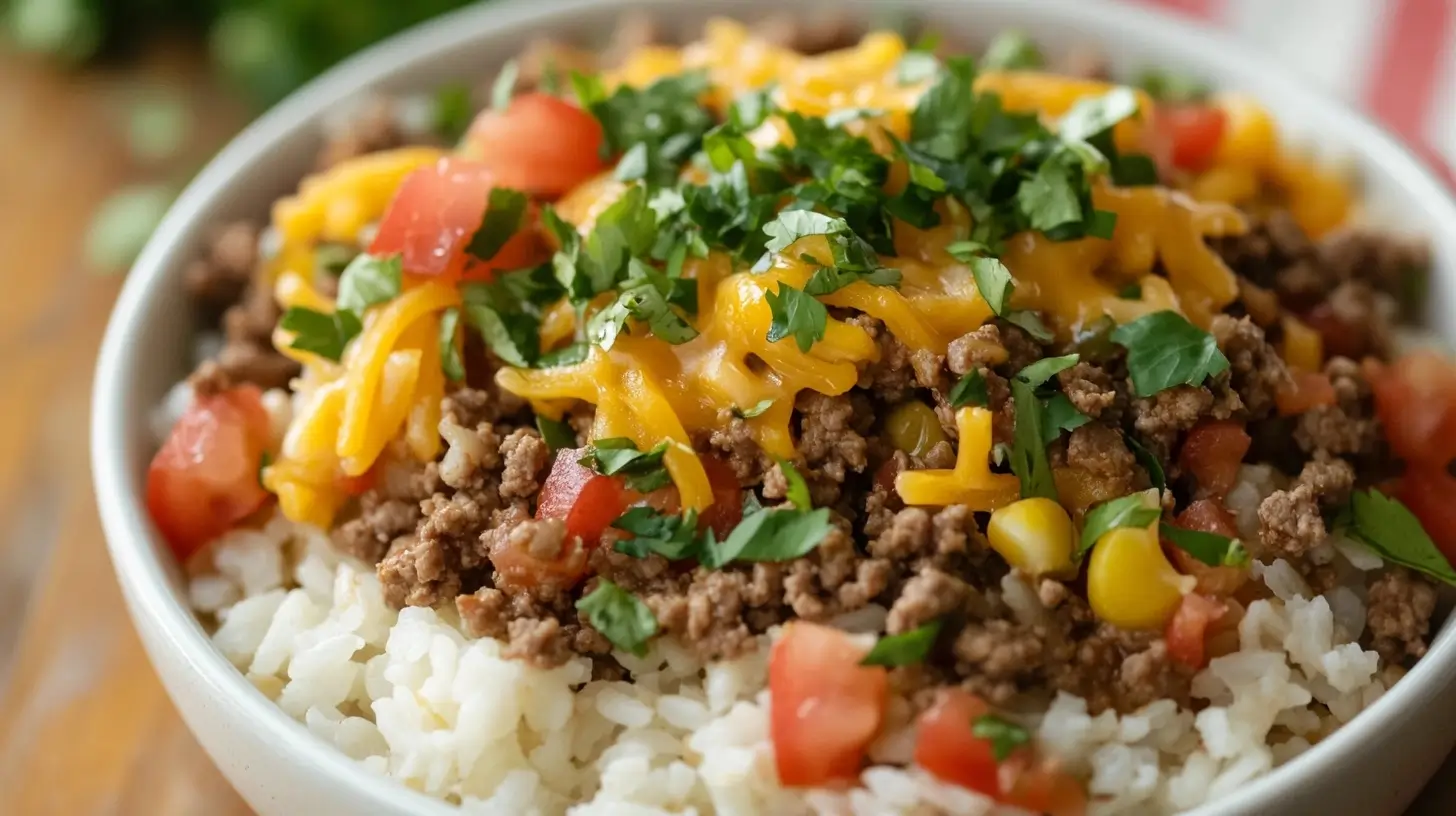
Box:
(701, 504), (833, 567)
(1339, 490), (1456, 585)
(765, 283), (827, 352)
(860, 620), (943, 666)
(972, 715), (1030, 762)
(1004, 310), (1055, 342)
(466, 187), (528, 262)
(949, 369), (990, 408)
(573, 70), (715, 186)
(433, 83), (474, 143)
(438, 307), (464, 382)
(1112, 310), (1230, 397)
(1137, 69), (1211, 104)
(536, 415), (576, 452)
(777, 458), (812, 510)
(1162, 524), (1249, 568)
(612, 507), (705, 561)
(967, 256), (1014, 316)
(335, 253), (401, 313)
(279, 307), (361, 362)
(896, 51), (940, 85)
(733, 399), (775, 419)
(1040, 392), (1090, 444)
(1125, 432), (1167, 492)
(579, 438), (672, 492)
(1014, 354), (1080, 388)
(588, 259), (699, 349)
(490, 59), (519, 111)
(1079, 494), (1160, 558)
(981, 30), (1044, 71)
(1008, 355), (1080, 500)
(576, 580), (658, 657)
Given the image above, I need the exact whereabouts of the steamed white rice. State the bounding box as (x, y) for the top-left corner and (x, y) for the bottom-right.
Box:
(190, 462), (1392, 816)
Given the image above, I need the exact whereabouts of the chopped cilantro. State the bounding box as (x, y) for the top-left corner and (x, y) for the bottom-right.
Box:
(536, 343), (590, 368)
(896, 50), (941, 85)
(579, 438), (672, 493)
(490, 59), (519, 111)
(701, 505), (833, 567)
(433, 83), (474, 143)
(1339, 490), (1456, 585)
(1125, 432), (1167, 492)
(1137, 69), (1211, 104)
(1162, 524), (1249, 568)
(536, 415), (576, 452)
(1079, 494), (1160, 558)
(972, 714), (1030, 762)
(334, 252), (401, 313)
(588, 260), (699, 349)
(860, 620), (943, 666)
(762, 210), (848, 254)
(968, 256), (1014, 316)
(1058, 88), (1142, 144)
(1014, 354), (1080, 388)
(279, 307), (361, 362)
(777, 458), (812, 510)
(765, 283), (827, 352)
(438, 307), (464, 382)
(576, 580), (658, 657)
(612, 507), (705, 561)
(949, 369), (990, 408)
(461, 275), (545, 368)
(575, 70), (715, 186)
(1041, 392), (1090, 444)
(313, 243), (356, 278)
(467, 187), (528, 262)
(728, 86), (775, 129)
(1112, 310), (1230, 397)
(733, 399), (776, 419)
(981, 30), (1044, 71)
(1004, 310), (1055, 342)
(1009, 377), (1056, 500)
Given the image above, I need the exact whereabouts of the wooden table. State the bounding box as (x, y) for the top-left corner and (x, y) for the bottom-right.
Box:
(0, 45), (1452, 816)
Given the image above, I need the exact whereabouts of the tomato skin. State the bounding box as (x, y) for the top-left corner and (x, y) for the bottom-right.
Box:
(770, 622), (888, 787)
(1275, 370), (1338, 416)
(1178, 421), (1251, 498)
(369, 156), (545, 280)
(466, 93), (608, 199)
(1165, 593), (1227, 669)
(1156, 105), (1227, 172)
(146, 386), (272, 561)
(1002, 759), (1088, 816)
(913, 689), (1000, 797)
(536, 448), (628, 547)
(1371, 351), (1456, 468)
(1398, 464), (1456, 563)
(1167, 500), (1249, 596)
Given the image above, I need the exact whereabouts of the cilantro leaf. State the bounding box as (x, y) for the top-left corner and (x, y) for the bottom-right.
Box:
(910, 57), (977, 160)
(552, 185), (657, 302)
(1009, 377), (1057, 500)
(1041, 392), (1090, 444)
(279, 307), (361, 362)
(580, 438), (672, 492)
(765, 284), (827, 352)
(777, 458), (812, 510)
(981, 30), (1044, 71)
(1125, 432), (1167, 492)
(1162, 523), (1249, 568)
(969, 256), (1014, 316)
(461, 280), (541, 368)
(438, 307), (464, 382)
(1137, 69), (1211, 104)
(972, 714), (1030, 762)
(1079, 494), (1160, 558)
(1342, 490), (1456, 585)
(433, 83), (475, 143)
(728, 86), (775, 129)
(1004, 310), (1055, 342)
(491, 59), (519, 111)
(537, 343), (589, 368)
(536, 415), (576, 452)
(762, 210), (848, 254)
(702, 506), (832, 568)
(1112, 311), (1230, 397)
(313, 244), (356, 278)
(588, 260), (699, 349)
(612, 507), (705, 561)
(860, 620), (943, 666)
(467, 187), (529, 262)
(576, 579), (658, 657)
(896, 51), (941, 85)
(1014, 354), (1080, 388)
(734, 399), (775, 419)
(1058, 88), (1142, 144)
(949, 369), (989, 408)
(576, 71), (715, 186)
(1017, 153), (1085, 234)
(335, 253), (402, 314)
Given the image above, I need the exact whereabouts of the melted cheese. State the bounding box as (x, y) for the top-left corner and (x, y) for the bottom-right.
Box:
(895, 408), (1021, 508)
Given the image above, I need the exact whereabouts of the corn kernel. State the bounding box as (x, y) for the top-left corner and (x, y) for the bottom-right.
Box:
(1281, 314), (1324, 373)
(885, 401), (949, 458)
(1088, 525), (1197, 630)
(987, 498), (1077, 578)
(1212, 93), (1277, 169)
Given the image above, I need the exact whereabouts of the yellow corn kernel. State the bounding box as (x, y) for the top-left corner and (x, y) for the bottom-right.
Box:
(986, 498), (1077, 578)
(1088, 525), (1197, 630)
(885, 401), (949, 458)
(1187, 164), (1261, 206)
(1212, 93), (1277, 169)
(1281, 314), (1324, 372)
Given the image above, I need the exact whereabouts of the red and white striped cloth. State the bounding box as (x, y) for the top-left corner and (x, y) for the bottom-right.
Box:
(1134, 0), (1456, 185)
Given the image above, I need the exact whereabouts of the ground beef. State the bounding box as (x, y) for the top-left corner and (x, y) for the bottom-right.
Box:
(378, 533), (461, 609)
(646, 570), (758, 662)
(1324, 280), (1397, 359)
(784, 526), (892, 620)
(314, 98), (406, 171)
(1295, 451), (1356, 507)
(1315, 226), (1430, 300)
(1064, 424), (1139, 496)
(946, 325), (1009, 374)
(850, 315), (919, 403)
(182, 221), (259, 317)
(1254, 484), (1326, 561)
(1057, 361), (1119, 419)
(1210, 314), (1291, 418)
(334, 494), (423, 564)
(498, 428), (549, 498)
(887, 568), (970, 634)
(796, 391), (869, 500)
(1365, 567), (1439, 664)
(1116, 641), (1193, 710)
(1294, 357), (1381, 457)
(1130, 385), (1215, 454)
(952, 619), (1048, 705)
(753, 10), (859, 53)
(999, 322), (1045, 372)
(437, 417), (502, 491)
(870, 505), (993, 575)
(707, 412), (772, 484)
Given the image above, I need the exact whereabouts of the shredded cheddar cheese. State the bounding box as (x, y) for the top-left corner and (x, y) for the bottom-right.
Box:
(895, 408), (1021, 509)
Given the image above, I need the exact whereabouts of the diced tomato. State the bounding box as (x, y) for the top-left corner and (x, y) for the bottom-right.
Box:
(466, 93), (609, 199)
(913, 689), (1000, 797)
(697, 455), (744, 538)
(1301, 303), (1368, 360)
(536, 448), (629, 547)
(369, 156), (546, 280)
(488, 519), (589, 591)
(1178, 421), (1250, 498)
(1398, 464), (1456, 563)
(1165, 593), (1227, 669)
(146, 385), (273, 561)
(916, 689), (1087, 816)
(339, 467), (377, 497)
(1167, 500), (1249, 596)
(1371, 350), (1456, 468)
(770, 622), (888, 787)
(1155, 105), (1226, 172)
(1275, 370), (1338, 416)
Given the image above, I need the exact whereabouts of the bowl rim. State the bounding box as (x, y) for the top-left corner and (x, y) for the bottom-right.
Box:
(91, 0), (1456, 813)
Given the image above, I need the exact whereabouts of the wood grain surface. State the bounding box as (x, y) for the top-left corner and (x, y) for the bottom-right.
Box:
(0, 40), (1452, 816)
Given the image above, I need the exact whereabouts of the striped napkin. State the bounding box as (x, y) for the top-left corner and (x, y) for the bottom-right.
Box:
(1136, 0), (1455, 186)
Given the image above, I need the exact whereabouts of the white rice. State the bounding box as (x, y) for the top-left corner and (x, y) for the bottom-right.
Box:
(190, 480), (1391, 815)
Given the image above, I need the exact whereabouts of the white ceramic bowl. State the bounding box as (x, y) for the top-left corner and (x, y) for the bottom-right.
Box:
(92, 1), (1456, 813)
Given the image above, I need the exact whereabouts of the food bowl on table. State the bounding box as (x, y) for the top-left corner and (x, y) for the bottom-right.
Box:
(92, 0), (1456, 814)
